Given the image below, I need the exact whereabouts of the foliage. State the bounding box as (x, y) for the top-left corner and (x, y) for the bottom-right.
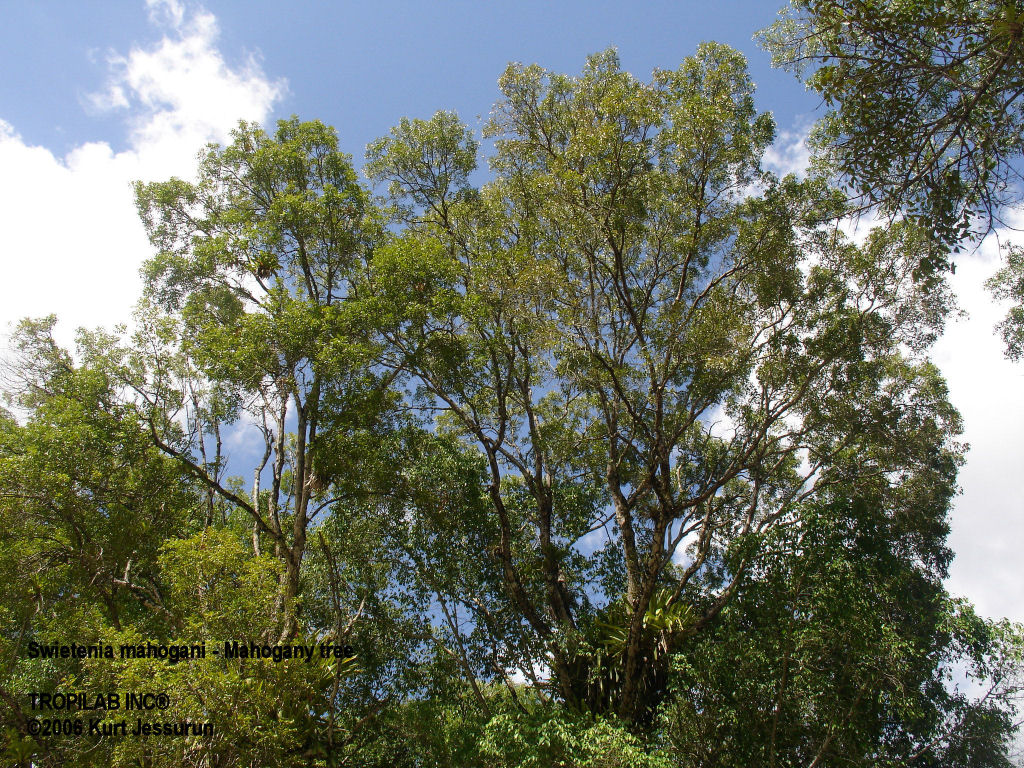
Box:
(480, 706), (671, 768)
(760, 0), (1024, 258)
(365, 43), (966, 725)
(659, 493), (1022, 767)
(987, 243), (1024, 360)
(1, 48), (1022, 767)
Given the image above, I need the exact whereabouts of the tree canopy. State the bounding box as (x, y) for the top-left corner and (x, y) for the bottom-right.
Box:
(1, 43), (1021, 768)
(760, 0), (1024, 258)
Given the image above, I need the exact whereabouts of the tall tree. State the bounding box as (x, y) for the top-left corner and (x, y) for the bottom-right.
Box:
(134, 117), (390, 641)
(366, 44), (960, 723)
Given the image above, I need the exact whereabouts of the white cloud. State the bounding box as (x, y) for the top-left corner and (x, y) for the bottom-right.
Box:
(0, 2), (285, 348)
(763, 126), (811, 178)
(934, 222), (1024, 623)
(146, 0), (186, 29)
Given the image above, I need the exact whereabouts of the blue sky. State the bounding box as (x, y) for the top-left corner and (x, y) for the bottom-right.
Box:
(1, 0), (816, 159)
(1, 0), (1021, 625)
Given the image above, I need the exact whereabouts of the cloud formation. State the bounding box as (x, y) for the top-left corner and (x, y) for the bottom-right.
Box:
(0, 0), (284, 346)
(934, 223), (1024, 623)
(763, 127), (812, 179)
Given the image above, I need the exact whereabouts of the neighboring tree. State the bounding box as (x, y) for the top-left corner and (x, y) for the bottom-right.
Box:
(659, 484), (1023, 768)
(0, 318), (197, 635)
(134, 116), (390, 642)
(760, 0), (1024, 259)
(987, 244), (1024, 359)
(0, 120), (422, 768)
(131, 116), (431, 765)
(0, 318), (200, 767)
(365, 44), (962, 725)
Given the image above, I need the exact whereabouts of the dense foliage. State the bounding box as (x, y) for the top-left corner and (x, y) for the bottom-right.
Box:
(1, 40), (1021, 768)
